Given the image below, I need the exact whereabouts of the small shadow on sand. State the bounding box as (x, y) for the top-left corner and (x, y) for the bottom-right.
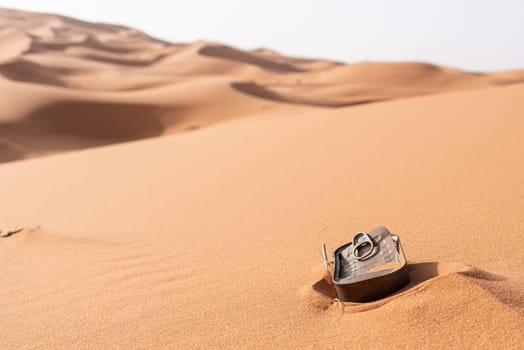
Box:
(312, 276), (337, 299)
(0, 228), (24, 238)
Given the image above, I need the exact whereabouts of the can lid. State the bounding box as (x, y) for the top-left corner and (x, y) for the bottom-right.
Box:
(333, 226), (407, 284)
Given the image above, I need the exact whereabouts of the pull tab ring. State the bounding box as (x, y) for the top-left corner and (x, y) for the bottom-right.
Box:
(352, 231), (375, 261)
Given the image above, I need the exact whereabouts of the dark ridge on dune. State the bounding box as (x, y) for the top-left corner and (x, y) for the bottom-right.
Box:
(199, 44), (304, 73)
(231, 81), (287, 102)
(29, 31), (165, 54)
(20, 100), (166, 139)
(75, 51), (170, 67)
(0, 141), (24, 163)
(28, 35), (88, 52)
(0, 60), (69, 86)
(57, 14), (173, 46)
(0, 100), (168, 162)
(83, 35), (154, 54)
(231, 81), (382, 107)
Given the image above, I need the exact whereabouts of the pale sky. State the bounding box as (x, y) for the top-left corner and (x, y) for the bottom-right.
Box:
(1, 0), (522, 71)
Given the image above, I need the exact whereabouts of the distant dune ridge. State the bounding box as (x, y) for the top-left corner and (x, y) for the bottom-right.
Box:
(1, 7), (524, 350)
(1, 7), (524, 162)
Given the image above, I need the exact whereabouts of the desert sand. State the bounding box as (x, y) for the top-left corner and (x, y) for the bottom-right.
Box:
(1, 7), (524, 349)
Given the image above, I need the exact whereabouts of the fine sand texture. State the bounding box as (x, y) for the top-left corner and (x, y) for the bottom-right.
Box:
(1, 7), (524, 350)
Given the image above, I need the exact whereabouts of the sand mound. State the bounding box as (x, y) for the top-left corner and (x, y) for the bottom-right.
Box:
(307, 261), (511, 313)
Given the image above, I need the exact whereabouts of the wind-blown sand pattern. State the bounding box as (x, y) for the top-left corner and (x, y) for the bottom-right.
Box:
(1, 7), (524, 349)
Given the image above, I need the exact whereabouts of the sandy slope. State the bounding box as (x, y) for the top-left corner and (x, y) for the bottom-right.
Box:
(1, 84), (524, 349)
(2, 7), (524, 163)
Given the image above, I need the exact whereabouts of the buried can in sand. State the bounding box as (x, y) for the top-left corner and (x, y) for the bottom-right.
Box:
(323, 226), (410, 302)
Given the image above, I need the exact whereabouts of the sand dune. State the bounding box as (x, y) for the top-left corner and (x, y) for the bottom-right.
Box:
(2, 7), (524, 163)
(0, 28), (31, 62)
(1, 83), (524, 348)
(1, 6), (524, 349)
